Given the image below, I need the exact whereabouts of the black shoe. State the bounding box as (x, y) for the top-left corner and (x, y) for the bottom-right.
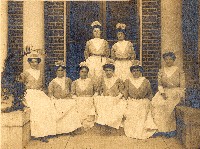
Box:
(40, 137), (49, 143)
(71, 132), (78, 137)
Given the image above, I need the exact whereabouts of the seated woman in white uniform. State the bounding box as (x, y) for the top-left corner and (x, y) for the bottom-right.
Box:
(94, 62), (127, 134)
(84, 21), (110, 85)
(71, 62), (97, 131)
(48, 61), (82, 135)
(111, 23), (136, 81)
(20, 53), (56, 142)
(152, 52), (185, 137)
(123, 64), (157, 139)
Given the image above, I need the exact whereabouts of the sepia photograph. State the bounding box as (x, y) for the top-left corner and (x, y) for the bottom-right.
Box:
(1, 0), (200, 148)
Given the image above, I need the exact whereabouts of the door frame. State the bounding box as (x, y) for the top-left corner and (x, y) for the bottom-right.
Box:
(63, 0), (143, 65)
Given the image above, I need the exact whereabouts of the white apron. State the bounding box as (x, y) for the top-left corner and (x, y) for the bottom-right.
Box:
(86, 55), (107, 82)
(75, 97), (96, 129)
(25, 89), (57, 137)
(115, 60), (132, 81)
(151, 88), (184, 132)
(94, 96), (127, 129)
(124, 98), (157, 139)
(52, 98), (82, 134)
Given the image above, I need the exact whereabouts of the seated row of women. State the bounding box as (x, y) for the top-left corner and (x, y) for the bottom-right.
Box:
(20, 51), (185, 142)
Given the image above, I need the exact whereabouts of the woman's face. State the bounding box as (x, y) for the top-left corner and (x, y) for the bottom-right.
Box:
(93, 28), (101, 38)
(117, 32), (125, 41)
(29, 59), (39, 69)
(56, 67), (64, 78)
(104, 68), (114, 78)
(80, 68), (88, 79)
(131, 70), (142, 78)
(164, 56), (175, 67)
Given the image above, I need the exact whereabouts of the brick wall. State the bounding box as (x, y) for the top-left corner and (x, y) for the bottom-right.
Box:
(8, 1), (23, 76)
(8, 1), (199, 102)
(44, 2), (65, 87)
(142, 0), (161, 93)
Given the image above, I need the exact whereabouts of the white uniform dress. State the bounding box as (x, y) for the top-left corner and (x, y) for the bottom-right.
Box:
(94, 76), (127, 129)
(111, 40), (135, 81)
(48, 77), (82, 134)
(124, 77), (157, 139)
(21, 68), (56, 138)
(152, 66), (185, 132)
(71, 78), (96, 129)
(84, 38), (110, 84)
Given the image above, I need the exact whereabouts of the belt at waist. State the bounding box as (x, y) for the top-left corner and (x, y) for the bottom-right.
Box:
(77, 95), (93, 97)
(52, 97), (71, 100)
(115, 57), (130, 60)
(128, 97), (149, 100)
(90, 54), (106, 57)
(163, 86), (180, 89)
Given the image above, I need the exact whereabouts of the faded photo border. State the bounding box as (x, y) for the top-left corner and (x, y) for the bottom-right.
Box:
(1, 0), (200, 149)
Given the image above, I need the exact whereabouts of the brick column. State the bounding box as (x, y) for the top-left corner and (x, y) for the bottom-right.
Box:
(44, 2), (65, 86)
(142, 0), (161, 93)
(161, 0), (183, 68)
(0, 1), (8, 73)
(23, 1), (45, 74)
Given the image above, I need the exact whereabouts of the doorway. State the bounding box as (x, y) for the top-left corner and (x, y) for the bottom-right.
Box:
(66, 1), (140, 80)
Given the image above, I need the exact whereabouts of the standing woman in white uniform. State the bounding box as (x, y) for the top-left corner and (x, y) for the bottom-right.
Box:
(111, 23), (136, 81)
(152, 52), (185, 137)
(48, 61), (82, 135)
(20, 53), (56, 142)
(84, 21), (110, 85)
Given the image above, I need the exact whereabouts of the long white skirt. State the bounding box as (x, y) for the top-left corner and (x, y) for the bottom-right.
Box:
(151, 88), (184, 132)
(94, 96), (127, 129)
(124, 98), (157, 139)
(75, 97), (96, 129)
(86, 55), (107, 83)
(52, 98), (82, 134)
(115, 60), (132, 81)
(25, 89), (57, 138)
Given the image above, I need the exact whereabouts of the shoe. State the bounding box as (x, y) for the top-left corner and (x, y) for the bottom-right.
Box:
(165, 131), (177, 138)
(152, 132), (165, 138)
(40, 137), (49, 143)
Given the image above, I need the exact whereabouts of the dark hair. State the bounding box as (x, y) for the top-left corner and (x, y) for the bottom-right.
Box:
(92, 25), (102, 31)
(28, 58), (41, 64)
(79, 66), (89, 72)
(130, 65), (144, 73)
(103, 64), (115, 71)
(55, 65), (66, 71)
(116, 29), (126, 35)
(163, 52), (176, 60)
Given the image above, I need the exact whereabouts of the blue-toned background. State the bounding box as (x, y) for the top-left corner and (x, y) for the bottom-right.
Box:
(182, 0), (200, 108)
